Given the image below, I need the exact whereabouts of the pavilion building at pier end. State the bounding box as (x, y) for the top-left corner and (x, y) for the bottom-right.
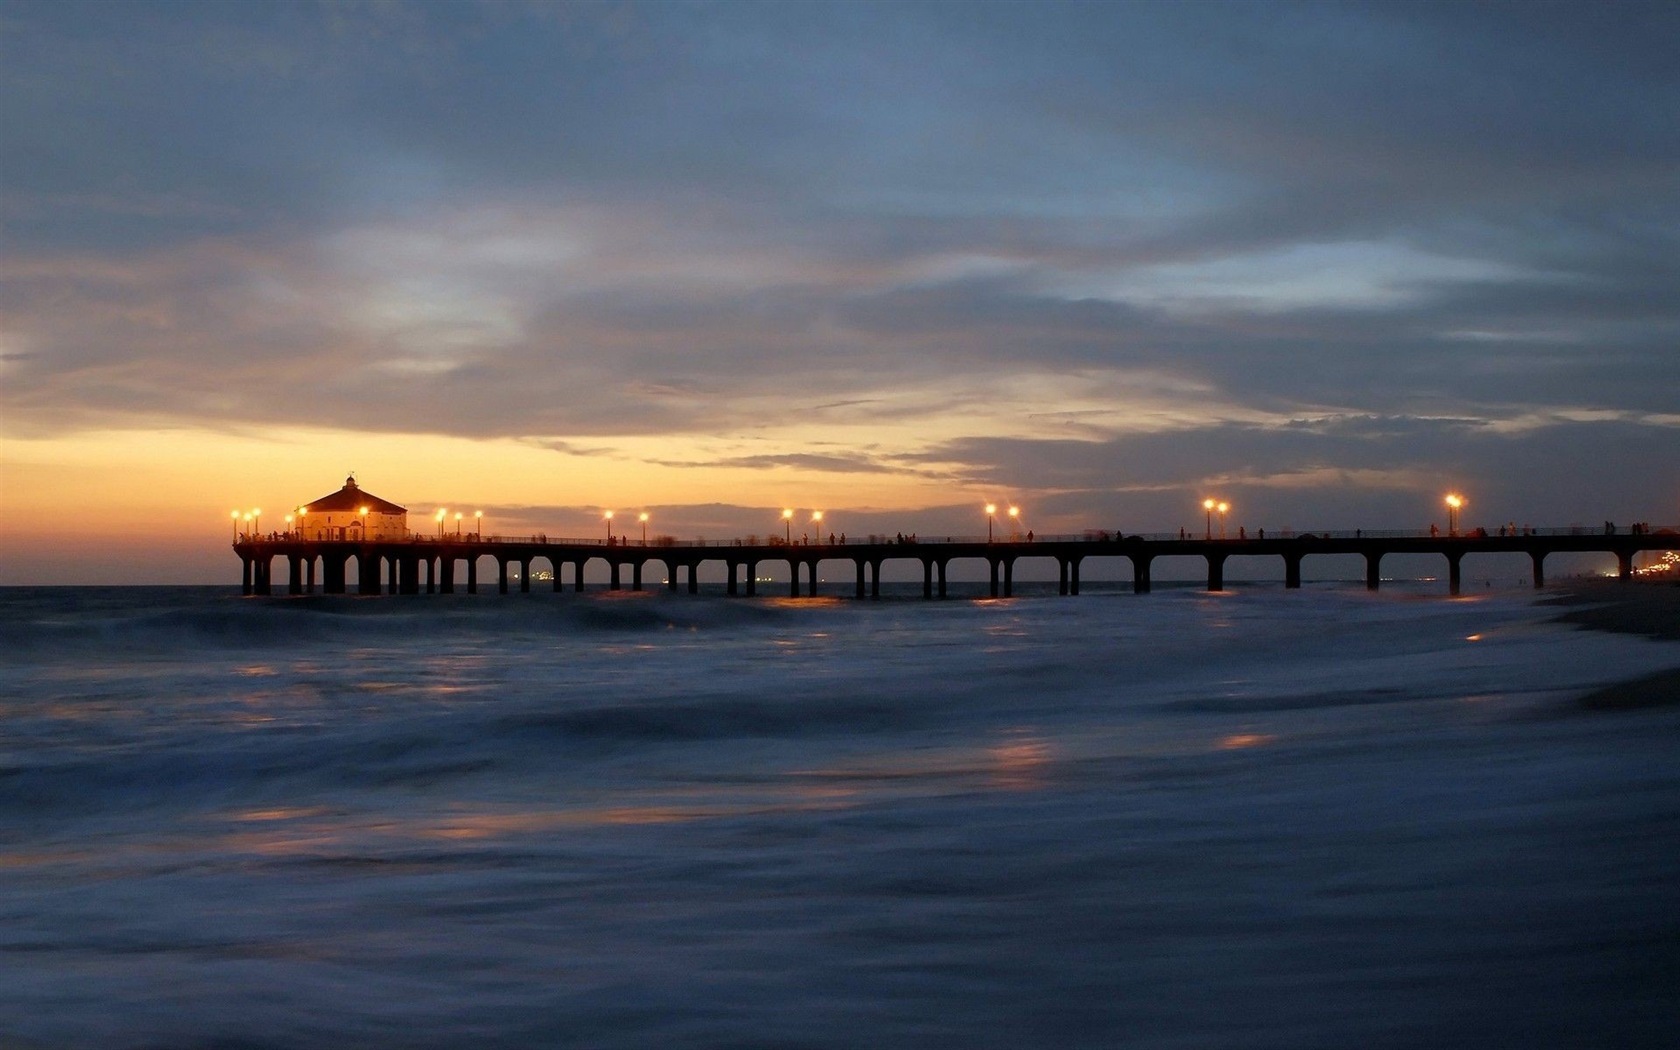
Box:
(299, 476), (407, 541)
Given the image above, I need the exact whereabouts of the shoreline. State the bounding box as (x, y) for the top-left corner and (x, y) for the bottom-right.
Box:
(1542, 579), (1680, 709)
(1540, 577), (1680, 641)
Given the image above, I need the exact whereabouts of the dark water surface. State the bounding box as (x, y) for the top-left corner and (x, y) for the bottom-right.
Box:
(2, 585), (1678, 1048)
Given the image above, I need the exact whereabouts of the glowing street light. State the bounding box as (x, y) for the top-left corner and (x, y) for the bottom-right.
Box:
(604, 510), (614, 544)
(811, 510), (824, 542)
(1203, 498), (1216, 540)
(1217, 501), (1230, 539)
(454, 512), (463, 538)
(297, 507), (307, 539)
(231, 510), (240, 542)
(284, 514), (293, 537)
(782, 508), (794, 544)
(252, 509), (262, 536)
(242, 512), (253, 541)
(358, 506), (369, 540)
(986, 503), (997, 543)
(639, 511), (649, 544)
(1445, 493), (1465, 535)
(474, 510), (482, 539)
(1008, 505), (1020, 540)
(435, 508), (446, 538)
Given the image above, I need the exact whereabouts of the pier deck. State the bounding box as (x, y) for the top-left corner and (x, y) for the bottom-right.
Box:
(233, 527), (1678, 598)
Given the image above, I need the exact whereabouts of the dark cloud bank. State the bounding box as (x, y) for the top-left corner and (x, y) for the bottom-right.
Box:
(3, 0), (1676, 527)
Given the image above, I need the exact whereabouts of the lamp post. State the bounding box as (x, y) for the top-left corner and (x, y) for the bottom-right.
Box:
(1217, 501), (1230, 540)
(986, 503), (997, 543)
(811, 510), (823, 543)
(243, 512), (253, 539)
(436, 509), (446, 538)
(474, 510), (482, 539)
(297, 507), (307, 539)
(1445, 494), (1464, 536)
(1008, 505), (1020, 539)
(455, 512), (462, 538)
(253, 509), (262, 536)
(358, 506), (369, 540)
(604, 511), (614, 544)
(639, 512), (649, 545)
(1203, 499), (1215, 540)
(782, 509), (793, 544)
(284, 514), (293, 537)
(231, 510), (240, 542)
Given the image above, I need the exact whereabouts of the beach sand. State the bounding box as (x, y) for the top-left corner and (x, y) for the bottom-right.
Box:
(1545, 580), (1680, 709)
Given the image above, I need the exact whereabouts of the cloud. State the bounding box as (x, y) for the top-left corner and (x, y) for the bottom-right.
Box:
(3, 0), (1677, 535)
(645, 451), (905, 475)
(911, 414), (1680, 527)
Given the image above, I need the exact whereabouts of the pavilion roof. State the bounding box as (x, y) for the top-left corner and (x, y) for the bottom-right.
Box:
(302, 476), (407, 515)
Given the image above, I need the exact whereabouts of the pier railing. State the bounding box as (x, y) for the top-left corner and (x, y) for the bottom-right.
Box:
(242, 523), (1676, 549)
(370, 524), (1676, 547)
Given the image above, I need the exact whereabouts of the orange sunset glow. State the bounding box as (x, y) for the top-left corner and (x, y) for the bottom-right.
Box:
(2, 423), (988, 583)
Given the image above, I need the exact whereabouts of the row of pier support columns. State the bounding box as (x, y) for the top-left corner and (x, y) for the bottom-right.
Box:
(584, 553), (1088, 600)
(1364, 549), (1574, 595)
(240, 546), (1644, 597)
(239, 549), (1320, 597)
(712, 557), (889, 598)
(268, 554), (713, 596)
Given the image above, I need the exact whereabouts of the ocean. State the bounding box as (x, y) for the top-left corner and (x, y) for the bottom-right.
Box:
(2, 583), (1678, 1049)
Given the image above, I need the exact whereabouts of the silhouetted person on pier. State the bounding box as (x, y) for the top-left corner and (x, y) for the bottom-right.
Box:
(1027, 531), (1034, 542)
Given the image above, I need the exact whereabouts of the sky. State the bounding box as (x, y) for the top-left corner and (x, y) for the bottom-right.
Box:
(2, 0), (1678, 583)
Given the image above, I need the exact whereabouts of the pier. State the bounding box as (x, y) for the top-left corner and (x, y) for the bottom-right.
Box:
(233, 527), (1677, 598)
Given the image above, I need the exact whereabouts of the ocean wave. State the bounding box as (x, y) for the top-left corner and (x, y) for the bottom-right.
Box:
(0, 588), (812, 660)
(495, 689), (931, 744)
(0, 724), (506, 818)
(1158, 686), (1420, 714)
